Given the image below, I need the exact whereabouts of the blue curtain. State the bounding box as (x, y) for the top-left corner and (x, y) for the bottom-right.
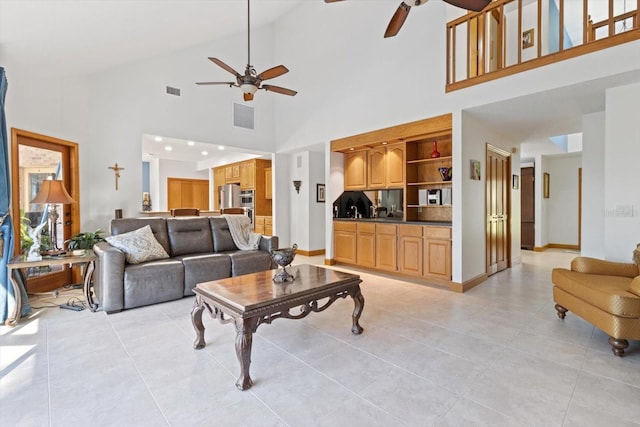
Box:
(0, 67), (31, 323)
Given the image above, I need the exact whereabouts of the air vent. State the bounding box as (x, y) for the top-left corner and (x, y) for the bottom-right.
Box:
(233, 102), (255, 130)
(166, 86), (181, 96)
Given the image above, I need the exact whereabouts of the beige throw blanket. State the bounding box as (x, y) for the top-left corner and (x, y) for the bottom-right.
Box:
(222, 214), (261, 250)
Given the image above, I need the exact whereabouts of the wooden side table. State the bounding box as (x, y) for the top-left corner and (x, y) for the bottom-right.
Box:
(6, 251), (97, 326)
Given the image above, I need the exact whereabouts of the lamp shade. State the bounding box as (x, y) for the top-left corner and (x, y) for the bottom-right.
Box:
(30, 180), (76, 204)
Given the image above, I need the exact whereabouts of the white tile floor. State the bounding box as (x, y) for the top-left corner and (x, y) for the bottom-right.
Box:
(1, 250), (639, 426)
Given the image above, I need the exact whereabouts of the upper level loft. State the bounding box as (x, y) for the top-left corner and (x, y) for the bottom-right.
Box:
(446, 0), (640, 91)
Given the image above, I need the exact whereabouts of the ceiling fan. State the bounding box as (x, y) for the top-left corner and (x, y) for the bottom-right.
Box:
(326, 0), (492, 38)
(196, 0), (297, 101)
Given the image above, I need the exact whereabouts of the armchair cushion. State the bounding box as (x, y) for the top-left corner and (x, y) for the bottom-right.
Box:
(570, 257), (639, 278)
(106, 225), (170, 265)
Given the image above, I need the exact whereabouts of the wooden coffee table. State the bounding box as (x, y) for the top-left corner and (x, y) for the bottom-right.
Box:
(191, 264), (364, 390)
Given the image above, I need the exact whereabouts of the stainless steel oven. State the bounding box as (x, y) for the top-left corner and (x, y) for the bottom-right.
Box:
(240, 190), (254, 208)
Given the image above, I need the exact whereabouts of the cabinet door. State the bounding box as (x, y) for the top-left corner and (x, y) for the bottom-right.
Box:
(264, 216), (272, 236)
(240, 161), (255, 189)
(213, 167), (225, 210)
(192, 180), (210, 210)
(398, 225), (423, 276)
(424, 238), (452, 279)
(254, 216), (265, 234)
(232, 164), (240, 179)
(344, 150), (367, 190)
(334, 231), (357, 264)
(265, 168), (272, 199)
(375, 225), (397, 271)
(367, 147), (386, 189)
(386, 143), (405, 188)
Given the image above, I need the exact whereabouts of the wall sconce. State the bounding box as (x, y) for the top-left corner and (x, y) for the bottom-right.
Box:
(293, 180), (301, 194)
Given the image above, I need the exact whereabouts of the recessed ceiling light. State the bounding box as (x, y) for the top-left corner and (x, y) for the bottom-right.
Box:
(218, 146), (225, 151)
(202, 151), (208, 156)
(187, 141), (195, 146)
(164, 146), (173, 151)
(349, 147), (355, 151)
(382, 141), (388, 145)
(154, 136), (162, 142)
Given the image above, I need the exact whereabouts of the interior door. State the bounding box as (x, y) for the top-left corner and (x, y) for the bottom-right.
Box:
(486, 145), (510, 276)
(11, 129), (80, 293)
(521, 167), (535, 249)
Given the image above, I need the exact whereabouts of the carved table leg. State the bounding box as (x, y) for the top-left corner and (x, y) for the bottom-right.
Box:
(608, 337), (629, 357)
(350, 284), (365, 335)
(83, 261), (98, 312)
(235, 317), (257, 390)
(191, 296), (206, 350)
(554, 303), (568, 320)
(5, 270), (23, 327)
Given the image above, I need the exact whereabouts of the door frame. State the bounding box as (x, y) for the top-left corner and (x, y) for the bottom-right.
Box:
(10, 129), (81, 291)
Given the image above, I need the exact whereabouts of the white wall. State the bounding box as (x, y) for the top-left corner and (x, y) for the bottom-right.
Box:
(546, 153), (581, 246)
(581, 111), (605, 258)
(604, 82), (640, 261)
(308, 151), (326, 252)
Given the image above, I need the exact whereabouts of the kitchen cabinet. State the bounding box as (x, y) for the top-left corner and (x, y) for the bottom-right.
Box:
(240, 161), (255, 190)
(356, 222), (376, 267)
(213, 167), (226, 210)
(344, 150), (367, 190)
(265, 216), (272, 236)
(255, 215), (273, 236)
(167, 178), (209, 211)
(386, 143), (406, 188)
(225, 164), (240, 183)
(424, 226), (452, 280)
(265, 168), (272, 199)
(398, 224), (423, 277)
(375, 223), (397, 272)
(367, 147), (386, 189)
(333, 221), (357, 264)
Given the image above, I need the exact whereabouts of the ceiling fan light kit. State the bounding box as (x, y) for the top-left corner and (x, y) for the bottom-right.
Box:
(326, 0), (491, 38)
(196, 0), (297, 101)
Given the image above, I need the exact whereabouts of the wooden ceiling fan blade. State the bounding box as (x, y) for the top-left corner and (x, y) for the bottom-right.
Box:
(442, 0), (491, 12)
(195, 81), (236, 86)
(384, 2), (411, 38)
(257, 65), (289, 81)
(208, 57), (241, 77)
(262, 85), (297, 96)
(243, 92), (254, 101)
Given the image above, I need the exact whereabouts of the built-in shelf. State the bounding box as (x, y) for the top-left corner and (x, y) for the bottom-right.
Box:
(407, 156), (453, 164)
(407, 204), (452, 208)
(407, 181), (453, 186)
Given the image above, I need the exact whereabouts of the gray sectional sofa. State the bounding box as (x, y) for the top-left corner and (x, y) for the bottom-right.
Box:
(93, 216), (278, 313)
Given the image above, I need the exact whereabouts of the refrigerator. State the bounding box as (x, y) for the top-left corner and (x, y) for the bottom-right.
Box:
(219, 184), (241, 209)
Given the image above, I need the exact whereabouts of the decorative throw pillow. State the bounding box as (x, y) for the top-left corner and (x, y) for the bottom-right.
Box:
(106, 225), (169, 264)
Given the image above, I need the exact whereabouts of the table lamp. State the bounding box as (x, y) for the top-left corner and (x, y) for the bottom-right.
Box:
(30, 179), (76, 254)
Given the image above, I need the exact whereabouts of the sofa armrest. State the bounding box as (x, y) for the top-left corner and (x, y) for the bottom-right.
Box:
(259, 235), (279, 253)
(571, 256), (639, 278)
(93, 241), (126, 313)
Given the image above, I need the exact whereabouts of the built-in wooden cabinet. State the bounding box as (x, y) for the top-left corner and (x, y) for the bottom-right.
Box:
(405, 136), (452, 223)
(334, 221), (357, 264)
(240, 162), (255, 190)
(386, 143), (406, 188)
(254, 215), (273, 236)
(225, 164), (240, 183)
(398, 224), (423, 277)
(367, 147), (386, 189)
(265, 168), (272, 199)
(375, 223), (397, 272)
(344, 150), (367, 190)
(213, 168), (226, 210)
(356, 222), (376, 267)
(167, 178), (209, 210)
(424, 226), (452, 280)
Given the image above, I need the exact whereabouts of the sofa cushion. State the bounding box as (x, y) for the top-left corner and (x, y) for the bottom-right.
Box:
(227, 250), (275, 277)
(106, 225), (170, 265)
(110, 218), (171, 254)
(166, 218), (214, 256)
(123, 259), (184, 309)
(552, 269), (640, 318)
(630, 276), (640, 297)
(209, 217), (239, 253)
(173, 253), (232, 295)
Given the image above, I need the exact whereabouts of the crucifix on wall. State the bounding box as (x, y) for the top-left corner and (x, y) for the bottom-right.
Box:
(108, 163), (124, 190)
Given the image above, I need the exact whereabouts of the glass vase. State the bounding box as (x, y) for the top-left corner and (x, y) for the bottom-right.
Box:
(430, 141), (441, 158)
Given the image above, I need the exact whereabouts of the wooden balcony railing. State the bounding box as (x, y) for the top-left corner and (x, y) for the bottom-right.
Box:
(446, 0), (640, 92)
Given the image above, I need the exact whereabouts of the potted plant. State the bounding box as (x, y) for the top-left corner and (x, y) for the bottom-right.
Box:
(65, 229), (106, 254)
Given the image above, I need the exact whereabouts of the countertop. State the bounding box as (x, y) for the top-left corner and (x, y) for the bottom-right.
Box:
(333, 218), (452, 226)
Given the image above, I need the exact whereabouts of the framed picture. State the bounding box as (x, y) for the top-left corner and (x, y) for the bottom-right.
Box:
(316, 184), (325, 203)
(543, 172), (550, 198)
(470, 160), (481, 180)
(522, 28), (534, 49)
(512, 174), (519, 190)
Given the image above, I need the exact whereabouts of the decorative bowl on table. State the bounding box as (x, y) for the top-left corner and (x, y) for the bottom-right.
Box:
(270, 243), (298, 283)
